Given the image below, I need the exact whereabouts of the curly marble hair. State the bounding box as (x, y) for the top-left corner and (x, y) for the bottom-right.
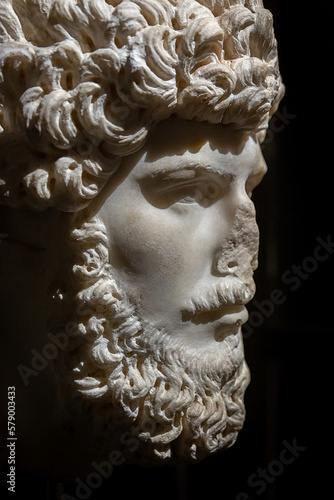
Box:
(0, 0), (284, 212)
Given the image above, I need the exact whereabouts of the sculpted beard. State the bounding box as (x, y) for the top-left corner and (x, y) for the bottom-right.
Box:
(56, 216), (251, 464)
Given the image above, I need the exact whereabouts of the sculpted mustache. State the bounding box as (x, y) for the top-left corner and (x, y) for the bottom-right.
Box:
(181, 279), (255, 320)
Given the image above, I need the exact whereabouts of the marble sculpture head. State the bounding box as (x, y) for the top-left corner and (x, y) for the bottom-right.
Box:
(0, 0), (284, 468)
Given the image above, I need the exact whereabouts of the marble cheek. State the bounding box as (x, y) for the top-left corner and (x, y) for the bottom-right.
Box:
(96, 136), (264, 337)
(97, 172), (200, 325)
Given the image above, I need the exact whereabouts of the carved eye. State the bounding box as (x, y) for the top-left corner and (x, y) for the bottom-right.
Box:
(140, 171), (231, 209)
(174, 179), (222, 206)
(171, 183), (203, 205)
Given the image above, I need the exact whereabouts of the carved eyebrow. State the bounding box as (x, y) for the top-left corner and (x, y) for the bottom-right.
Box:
(144, 162), (234, 181)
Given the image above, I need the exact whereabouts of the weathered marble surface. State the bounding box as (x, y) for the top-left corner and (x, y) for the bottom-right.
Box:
(0, 0), (283, 476)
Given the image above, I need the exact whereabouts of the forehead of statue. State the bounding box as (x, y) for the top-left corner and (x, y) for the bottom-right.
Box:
(89, 117), (255, 215)
(144, 117), (249, 160)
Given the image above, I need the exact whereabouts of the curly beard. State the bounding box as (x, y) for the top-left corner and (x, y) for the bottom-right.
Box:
(55, 216), (250, 465)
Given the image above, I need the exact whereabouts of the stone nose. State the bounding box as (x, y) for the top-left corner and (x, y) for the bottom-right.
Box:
(213, 204), (259, 279)
(215, 259), (239, 277)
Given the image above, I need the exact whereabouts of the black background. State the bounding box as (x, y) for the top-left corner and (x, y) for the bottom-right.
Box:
(2, 1), (333, 499)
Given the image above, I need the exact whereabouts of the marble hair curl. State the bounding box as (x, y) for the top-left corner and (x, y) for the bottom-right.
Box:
(0, 0), (284, 212)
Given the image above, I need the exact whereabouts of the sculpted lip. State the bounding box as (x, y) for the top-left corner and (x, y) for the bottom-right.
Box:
(215, 306), (249, 325)
(185, 305), (249, 325)
(184, 305), (249, 343)
(213, 307), (249, 342)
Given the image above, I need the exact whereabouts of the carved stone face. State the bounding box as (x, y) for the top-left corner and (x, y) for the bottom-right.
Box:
(97, 118), (266, 350)
(57, 117), (267, 464)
